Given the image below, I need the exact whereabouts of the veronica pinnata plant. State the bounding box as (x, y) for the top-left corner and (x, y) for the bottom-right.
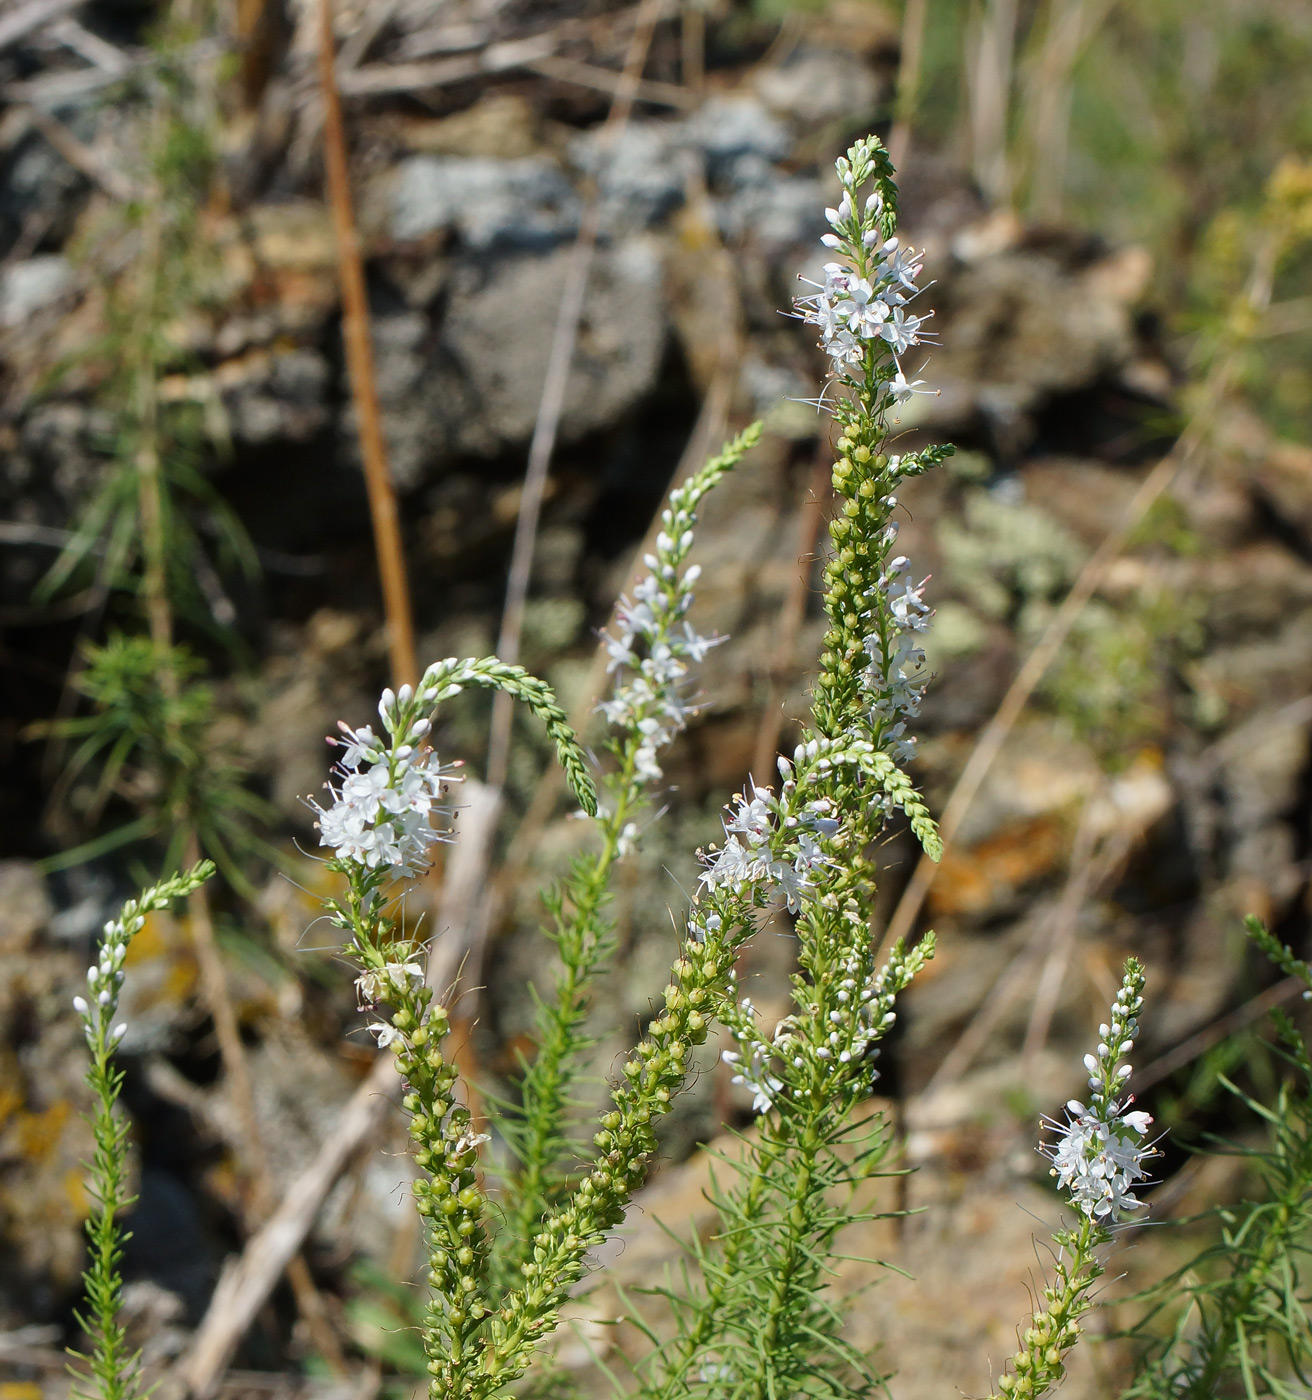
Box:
(309, 138), (1166, 1400)
(69, 861), (215, 1400)
(1121, 921), (1312, 1400)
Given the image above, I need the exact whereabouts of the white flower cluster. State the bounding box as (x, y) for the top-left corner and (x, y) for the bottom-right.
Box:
(699, 779), (830, 912)
(72, 910), (138, 1047)
(1044, 975), (1157, 1221)
(311, 688), (456, 876)
(1047, 1100), (1154, 1221)
(796, 193), (933, 384)
(861, 553), (932, 764)
(598, 522), (721, 786)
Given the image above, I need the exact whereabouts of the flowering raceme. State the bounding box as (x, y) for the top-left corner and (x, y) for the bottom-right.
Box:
(597, 485), (725, 788)
(1045, 966), (1156, 1221)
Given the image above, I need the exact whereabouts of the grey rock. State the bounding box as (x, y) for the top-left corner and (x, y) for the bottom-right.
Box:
(0, 256), (73, 327)
(754, 47), (880, 125)
(422, 239), (666, 464)
(683, 96), (791, 165)
(224, 348), (331, 445)
(387, 154), (580, 248)
(0, 862), (51, 954)
(718, 174), (827, 249)
(570, 122), (689, 230)
(361, 310), (433, 490)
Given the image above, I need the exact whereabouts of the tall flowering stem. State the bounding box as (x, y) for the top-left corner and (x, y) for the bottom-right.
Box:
(70, 862), (214, 1400)
(496, 424), (760, 1283)
(317, 523), (769, 1398)
(633, 137), (950, 1400)
(317, 658), (597, 1386)
(988, 958), (1157, 1400)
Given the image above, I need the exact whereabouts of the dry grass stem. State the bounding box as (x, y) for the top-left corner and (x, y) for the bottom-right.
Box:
(317, 0), (417, 690)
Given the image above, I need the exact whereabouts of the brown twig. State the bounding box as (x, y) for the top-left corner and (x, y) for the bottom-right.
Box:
(317, 0), (416, 690)
(523, 54), (694, 108)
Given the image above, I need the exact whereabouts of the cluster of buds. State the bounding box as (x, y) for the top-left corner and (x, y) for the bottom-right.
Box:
(72, 865), (213, 1050)
(720, 926), (931, 1117)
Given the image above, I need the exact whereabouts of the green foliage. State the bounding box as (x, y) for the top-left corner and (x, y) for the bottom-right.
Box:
(37, 634), (272, 890)
(1122, 923), (1312, 1399)
(36, 7), (256, 632)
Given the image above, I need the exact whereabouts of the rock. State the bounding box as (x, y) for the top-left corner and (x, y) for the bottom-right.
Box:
(910, 239), (1153, 445)
(423, 239), (666, 462)
(570, 121), (689, 231)
(754, 46), (880, 125)
(717, 174), (827, 250)
(0, 863), (51, 955)
(683, 95), (791, 168)
(385, 155), (580, 249)
(396, 93), (545, 160)
(221, 347), (332, 446)
(0, 257), (73, 327)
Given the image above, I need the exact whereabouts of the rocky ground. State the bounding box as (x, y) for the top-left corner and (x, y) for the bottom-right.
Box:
(1, 0), (1310, 1396)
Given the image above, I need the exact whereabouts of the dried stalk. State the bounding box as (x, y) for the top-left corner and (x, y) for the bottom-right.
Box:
(967, 0), (1020, 208)
(175, 1056), (400, 1399)
(317, 0), (417, 690)
(888, 0), (929, 172)
(1021, 0), (1114, 221)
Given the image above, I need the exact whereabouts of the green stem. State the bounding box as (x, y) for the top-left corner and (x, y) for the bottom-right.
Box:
(498, 742), (641, 1276)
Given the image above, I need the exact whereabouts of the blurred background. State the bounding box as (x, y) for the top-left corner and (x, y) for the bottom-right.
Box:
(1, 0), (1311, 1395)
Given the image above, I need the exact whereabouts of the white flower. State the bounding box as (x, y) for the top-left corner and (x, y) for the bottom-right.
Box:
(878, 306), (925, 355)
(355, 960), (426, 1006)
(1046, 1099), (1155, 1220)
(367, 1021), (406, 1048)
(722, 1046), (783, 1115)
(889, 369), (933, 404)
